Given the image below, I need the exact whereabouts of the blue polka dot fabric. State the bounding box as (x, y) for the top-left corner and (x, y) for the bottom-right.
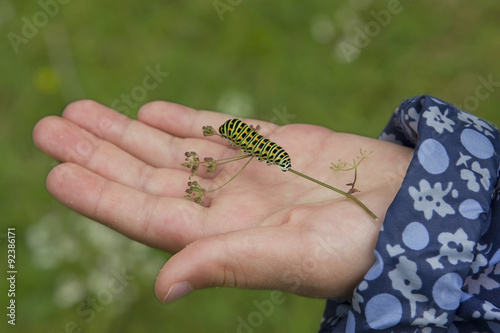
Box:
(319, 95), (500, 332)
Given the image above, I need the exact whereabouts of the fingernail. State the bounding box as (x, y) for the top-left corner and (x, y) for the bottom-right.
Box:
(162, 282), (192, 304)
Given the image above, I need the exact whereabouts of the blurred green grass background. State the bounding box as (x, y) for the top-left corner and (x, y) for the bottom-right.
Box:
(1, 1), (500, 332)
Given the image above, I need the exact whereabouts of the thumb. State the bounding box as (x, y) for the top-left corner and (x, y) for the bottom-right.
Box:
(155, 227), (309, 304)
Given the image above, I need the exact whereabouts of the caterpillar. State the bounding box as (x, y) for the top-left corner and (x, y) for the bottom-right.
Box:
(218, 119), (292, 172)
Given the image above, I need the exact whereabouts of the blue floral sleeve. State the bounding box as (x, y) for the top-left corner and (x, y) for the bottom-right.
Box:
(319, 95), (500, 332)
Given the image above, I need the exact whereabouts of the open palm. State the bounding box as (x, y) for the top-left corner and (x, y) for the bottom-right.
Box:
(33, 100), (412, 303)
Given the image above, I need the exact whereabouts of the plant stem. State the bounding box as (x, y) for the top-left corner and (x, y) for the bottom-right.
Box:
(348, 160), (358, 194)
(206, 157), (254, 193)
(211, 154), (251, 165)
(288, 168), (378, 221)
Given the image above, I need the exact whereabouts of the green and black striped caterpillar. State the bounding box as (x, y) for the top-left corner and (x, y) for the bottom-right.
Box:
(218, 119), (292, 172)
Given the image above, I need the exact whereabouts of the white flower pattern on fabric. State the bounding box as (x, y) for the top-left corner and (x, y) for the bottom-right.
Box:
(426, 228), (475, 270)
(422, 106), (456, 134)
(471, 161), (490, 191)
(458, 111), (495, 138)
(378, 132), (402, 144)
(408, 180), (455, 220)
(456, 151), (472, 168)
(482, 301), (500, 321)
(388, 256), (428, 317)
(411, 308), (448, 328)
(460, 160), (491, 192)
(470, 250), (488, 275)
(464, 264), (500, 295)
(405, 107), (421, 134)
(352, 288), (364, 314)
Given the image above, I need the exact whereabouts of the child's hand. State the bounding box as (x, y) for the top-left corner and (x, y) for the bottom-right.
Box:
(33, 100), (412, 303)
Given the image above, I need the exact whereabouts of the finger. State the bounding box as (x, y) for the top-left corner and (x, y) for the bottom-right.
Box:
(46, 163), (207, 252)
(154, 227), (345, 304)
(33, 115), (191, 195)
(61, 100), (228, 168)
(137, 101), (281, 140)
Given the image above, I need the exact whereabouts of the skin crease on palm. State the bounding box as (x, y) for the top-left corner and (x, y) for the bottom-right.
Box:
(32, 100), (413, 303)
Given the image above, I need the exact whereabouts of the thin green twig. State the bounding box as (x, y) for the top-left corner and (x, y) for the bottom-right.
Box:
(288, 168), (378, 221)
(213, 154), (252, 165)
(205, 156), (254, 193)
